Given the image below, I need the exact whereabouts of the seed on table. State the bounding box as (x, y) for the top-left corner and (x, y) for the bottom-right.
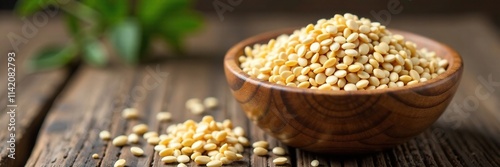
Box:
(207, 160), (223, 167)
(177, 163), (187, 167)
(204, 143), (218, 150)
(348, 64), (362, 72)
(122, 108), (139, 119)
(346, 20), (359, 31)
(99, 130), (111, 140)
(234, 154), (243, 160)
(159, 148), (174, 156)
(143, 131), (158, 139)
(112, 135), (128, 147)
(181, 147), (193, 154)
(147, 136), (160, 145)
(237, 136), (250, 146)
(191, 140), (205, 150)
(161, 156), (177, 163)
(215, 131), (228, 142)
(190, 103), (205, 115)
(224, 150), (238, 160)
(233, 126), (245, 136)
(177, 155), (190, 163)
(114, 159), (126, 167)
(154, 145), (166, 151)
(252, 141), (269, 148)
(273, 157), (288, 165)
(156, 112), (172, 122)
(132, 124), (149, 135)
(130, 147), (144, 156)
(221, 157), (232, 164)
(181, 138), (195, 147)
(253, 147), (268, 156)
(204, 97), (219, 109)
(194, 155), (211, 164)
(191, 152), (202, 160)
(128, 133), (139, 144)
(311, 159), (320, 167)
(92, 153), (99, 159)
(185, 98), (201, 108)
(272, 147), (286, 155)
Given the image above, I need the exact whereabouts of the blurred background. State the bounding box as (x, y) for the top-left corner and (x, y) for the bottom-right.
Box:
(1, 0), (499, 72)
(1, 1), (500, 166)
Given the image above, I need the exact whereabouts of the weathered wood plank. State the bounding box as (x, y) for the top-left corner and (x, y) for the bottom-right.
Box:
(0, 13), (71, 166)
(8, 13), (500, 166)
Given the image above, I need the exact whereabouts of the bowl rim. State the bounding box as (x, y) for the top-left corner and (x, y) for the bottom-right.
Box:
(224, 28), (463, 95)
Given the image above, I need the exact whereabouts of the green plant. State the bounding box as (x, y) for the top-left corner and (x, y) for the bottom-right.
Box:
(16, 0), (203, 71)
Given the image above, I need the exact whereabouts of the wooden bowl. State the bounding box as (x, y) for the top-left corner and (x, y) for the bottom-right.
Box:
(224, 29), (463, 153)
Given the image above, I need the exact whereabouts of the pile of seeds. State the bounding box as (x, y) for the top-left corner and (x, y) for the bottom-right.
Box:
(156, 116), (247, 166)
(99, 103), (257, 167)
(239, 13), (449, 91)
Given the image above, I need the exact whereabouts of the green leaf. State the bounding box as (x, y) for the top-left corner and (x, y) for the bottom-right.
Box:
(138, 0), (190, 28)
(83, 0), (128, 26)
(65, 14), (80, 37)
(109, 19), (141, 64)
(29, 45), (77, 71)
(15, 0), (56, 16)
(161, 11), (202, 35)
(82, 38), (107, 66)
(159, 11), (202, 53)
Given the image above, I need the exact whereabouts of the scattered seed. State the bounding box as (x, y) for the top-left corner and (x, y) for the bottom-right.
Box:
(122, 108), (139, 119)
(132, 124), (149, 135)
(114, 159), (126, 167)
(143, 131), (158, 139)
(156, 112), (172, 122)
(154, 145), (166, 151)
(194, 156), (211, 164)
(233, 126), (245, 136)
(253, 147), (268, 156)
(311, 159), (320, 167)
(272, 147), (286, 155)
(252, 141), (269, 148)
(161, 156), (177, 163)
(128, 133), (139, 144)
(112, 135), (128, 147)
(99, 131), (111, 141)
(92, 153), (99, 159)
(204, 97), (219, 109)
(273, 157), (288, 165)
(207, 160), (223, 167)
(130, 147), (144, 156)
(147, 136), (160, 145)
(177, 155), (190, 163)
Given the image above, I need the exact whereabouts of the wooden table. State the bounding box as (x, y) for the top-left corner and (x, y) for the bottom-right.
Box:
(1, 13), (499, 166)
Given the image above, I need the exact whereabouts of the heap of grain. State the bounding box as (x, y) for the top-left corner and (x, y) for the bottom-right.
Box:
(239, 13), (448, 91)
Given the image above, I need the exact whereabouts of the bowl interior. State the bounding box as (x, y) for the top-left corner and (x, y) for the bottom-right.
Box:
(225, 29), (462, 95)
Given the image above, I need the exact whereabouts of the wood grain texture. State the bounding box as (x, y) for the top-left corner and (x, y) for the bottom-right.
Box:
(224, 29), (464, 153)
(1, 13), (499, 166)
(0, 14), (71, 166)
